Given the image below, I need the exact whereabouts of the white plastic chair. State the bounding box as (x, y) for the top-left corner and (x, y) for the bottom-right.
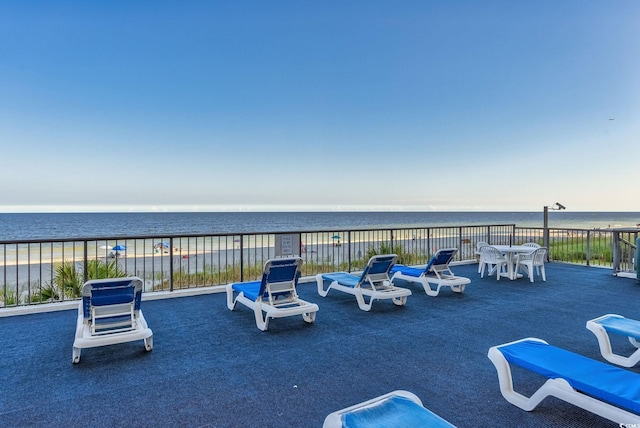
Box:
(479, 246), (508, 280)
(515, 247), (547, 282)
(476, 241), (489, 273)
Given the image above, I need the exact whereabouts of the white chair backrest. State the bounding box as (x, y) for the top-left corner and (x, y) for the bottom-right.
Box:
(477, 241), (489, 251)
(523, 242), (541, 248)
(532, 247), (547, 265)
(480, 246), (504, 263)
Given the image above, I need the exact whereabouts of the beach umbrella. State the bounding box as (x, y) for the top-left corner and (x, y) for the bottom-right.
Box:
(112, 245), (127, 251)
(154, 242), (169, 249)
(332, 235), (341, 240)
(99, 245), (112, 250)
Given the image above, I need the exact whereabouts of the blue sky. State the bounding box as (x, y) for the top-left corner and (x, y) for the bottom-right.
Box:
(1, 1), (638, 213)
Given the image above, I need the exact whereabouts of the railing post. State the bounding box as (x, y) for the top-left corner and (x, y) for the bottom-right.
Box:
(169, 237), (174, 291)
(543, 206), (550, 261)
(586, 231), (591, 266)
(636, 237), (640, 283)
(239, 235), (244, 282)
(83, 241), (89, 284)
(347, 231), (351, 272)
(612, 231), (621, 274)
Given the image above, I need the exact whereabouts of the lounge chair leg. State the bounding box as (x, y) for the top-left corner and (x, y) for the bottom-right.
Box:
(316, 275), (331, 297)
(355, 293), (374, 311)
(226, 284), (238, 310)
(254, 307), (269, 331)
(72, 347), (81, 364)
(422, 282), (440, 297)
(144, 336), (153, 352)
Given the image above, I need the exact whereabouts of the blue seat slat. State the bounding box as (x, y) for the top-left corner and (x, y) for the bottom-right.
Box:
(498, 339), (640, 414)
(341, 395), (455, 428)
(232, 281), (261, 301)
(389, 266), (423, 277)
(596, 316), (640, 341)
(321, 273), (359, 288)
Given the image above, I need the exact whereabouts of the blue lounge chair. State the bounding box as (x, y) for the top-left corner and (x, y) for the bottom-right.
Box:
(316, 254), (411, 311)
(72, 276), (153, 364)
(488, 337), (640, 424)
(226, 257), (319, 331)
(323, 390), (456, 427)
(390, 248), (470, 296)
(587, 314), (640, 367)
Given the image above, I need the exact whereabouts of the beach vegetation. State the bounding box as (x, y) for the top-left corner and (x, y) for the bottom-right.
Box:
(364, 243), (420, 266)
(35, 259), (128, 302)
(549, 236), (613, 264)
(1, 290), (19, 307)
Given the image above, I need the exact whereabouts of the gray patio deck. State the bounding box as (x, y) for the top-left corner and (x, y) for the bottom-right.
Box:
(1, 263), (638, 427)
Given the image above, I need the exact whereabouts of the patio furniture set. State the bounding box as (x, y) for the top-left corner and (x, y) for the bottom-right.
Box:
(70, 245), (640, 426)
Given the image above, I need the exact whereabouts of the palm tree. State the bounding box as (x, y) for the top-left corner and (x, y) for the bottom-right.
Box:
(41, 259), (129, 302)
(85, 259), (127, 280)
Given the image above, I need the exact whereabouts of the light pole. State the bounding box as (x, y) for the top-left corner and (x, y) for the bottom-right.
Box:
(543, 202), (566, 253)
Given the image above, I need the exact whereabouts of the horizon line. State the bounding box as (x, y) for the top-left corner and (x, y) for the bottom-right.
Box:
(0, 204), (625, 214)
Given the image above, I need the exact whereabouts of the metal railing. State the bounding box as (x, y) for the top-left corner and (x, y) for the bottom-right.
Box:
(1, 224), (634, 308)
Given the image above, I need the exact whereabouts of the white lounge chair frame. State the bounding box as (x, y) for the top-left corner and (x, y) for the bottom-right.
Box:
(390, 248), (470, 297)
(72, 276), (153, 364)
(587, 314), (640, 367)
(322, 390), (456, 428)
(226, 257), (319, 331)
(487, 337), (640, 424)
(316, 254), (411, 311)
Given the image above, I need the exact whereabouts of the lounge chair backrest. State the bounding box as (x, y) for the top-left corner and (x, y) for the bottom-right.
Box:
(424, 248), (457, 276)
(259, 257), (303, 299)
(81, 277), (143, 319)
(358, 254), (397, 286)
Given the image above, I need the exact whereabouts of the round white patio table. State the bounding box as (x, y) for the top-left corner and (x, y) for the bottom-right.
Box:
(491, 245), (536, 280)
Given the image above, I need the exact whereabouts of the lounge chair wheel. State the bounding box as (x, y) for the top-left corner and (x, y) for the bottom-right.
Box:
(392, 296), (407, 306)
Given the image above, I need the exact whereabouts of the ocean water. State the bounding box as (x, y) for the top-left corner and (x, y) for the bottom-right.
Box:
(1, 211), (639, 242)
